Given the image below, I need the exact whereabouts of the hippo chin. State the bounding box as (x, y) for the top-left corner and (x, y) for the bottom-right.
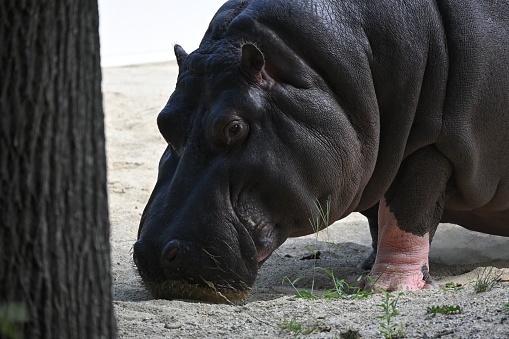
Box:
(134, 0), (509, 302)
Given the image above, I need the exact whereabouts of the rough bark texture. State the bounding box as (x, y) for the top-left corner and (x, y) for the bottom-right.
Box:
(0, 1), (116, 338)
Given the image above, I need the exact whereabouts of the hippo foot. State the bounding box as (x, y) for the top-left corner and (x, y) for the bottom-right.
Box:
(361, 198), (438, 292)
(360, 263), (437, 292)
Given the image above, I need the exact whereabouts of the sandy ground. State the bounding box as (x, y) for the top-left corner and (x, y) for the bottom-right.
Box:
(103, 63), (509, 338)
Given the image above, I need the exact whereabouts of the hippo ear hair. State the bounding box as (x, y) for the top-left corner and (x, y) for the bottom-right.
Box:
(240, 43), (265, 83)
(174, 44), (188, 67)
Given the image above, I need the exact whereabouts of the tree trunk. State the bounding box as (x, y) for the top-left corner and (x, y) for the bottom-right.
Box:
(0, 1), (116, 338)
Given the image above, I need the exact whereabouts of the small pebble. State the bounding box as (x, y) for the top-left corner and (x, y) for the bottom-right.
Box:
(165, 323), (182, 329)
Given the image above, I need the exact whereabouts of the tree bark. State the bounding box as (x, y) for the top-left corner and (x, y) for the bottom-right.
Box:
(0, 1), (116, 338)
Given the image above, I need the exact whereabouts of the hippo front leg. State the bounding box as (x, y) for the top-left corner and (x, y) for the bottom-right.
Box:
(364, 198), (436, 291)
(361, 147), (452, 291)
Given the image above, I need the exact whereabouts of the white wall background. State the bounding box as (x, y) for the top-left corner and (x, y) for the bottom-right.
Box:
(99, 0), (227, 67)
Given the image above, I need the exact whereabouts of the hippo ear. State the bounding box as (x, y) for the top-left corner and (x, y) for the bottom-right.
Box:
(174, 44), (188, 67)
(240, 44), (265, 83)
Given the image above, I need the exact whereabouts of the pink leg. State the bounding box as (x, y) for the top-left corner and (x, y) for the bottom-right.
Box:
(361, 198), (435, 291)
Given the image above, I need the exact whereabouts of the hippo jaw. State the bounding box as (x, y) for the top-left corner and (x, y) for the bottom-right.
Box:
(142, 279), (251, 303)
(135, 242), (255, 303)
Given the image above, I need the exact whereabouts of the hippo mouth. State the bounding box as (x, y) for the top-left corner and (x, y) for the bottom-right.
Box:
(232, 188), (289, 267)
(141, 276), (252, 303)
(251, 223), (285, 265)
(135, 249), (256, 303)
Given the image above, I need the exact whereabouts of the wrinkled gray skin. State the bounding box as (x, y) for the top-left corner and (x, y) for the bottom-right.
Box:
(134, 0), (509, 302)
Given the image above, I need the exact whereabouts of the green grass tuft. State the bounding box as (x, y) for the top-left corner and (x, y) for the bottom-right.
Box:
(282, 196), (375, 300)
(279, 319), (319, 336)
(282, 275), (320, 300)
(426, 305), (462, 316)
(440, 282), (466, 291)
(376, 290), (405, 339)
(473, 267), (502, 293)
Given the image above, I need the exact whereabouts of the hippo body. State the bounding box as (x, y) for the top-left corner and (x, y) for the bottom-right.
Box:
(134, 0), (509, 301)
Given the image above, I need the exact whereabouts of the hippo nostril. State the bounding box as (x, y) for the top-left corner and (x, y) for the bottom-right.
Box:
(166, 247), (178, 262)
(162, 240), (182, 263)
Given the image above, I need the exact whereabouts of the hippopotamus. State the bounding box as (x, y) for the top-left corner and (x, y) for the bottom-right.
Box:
(134, 0), (509, 302)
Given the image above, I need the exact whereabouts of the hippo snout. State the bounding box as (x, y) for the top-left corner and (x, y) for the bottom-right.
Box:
(133, 233), (258, 303)
(133, 238), (203, 282)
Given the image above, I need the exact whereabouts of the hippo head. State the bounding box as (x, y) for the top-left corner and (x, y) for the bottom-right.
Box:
(134, 8), (378, 302)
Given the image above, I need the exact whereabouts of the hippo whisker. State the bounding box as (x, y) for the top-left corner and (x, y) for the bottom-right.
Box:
(220, 239), (237, 255)
(201, 248), (223, 268)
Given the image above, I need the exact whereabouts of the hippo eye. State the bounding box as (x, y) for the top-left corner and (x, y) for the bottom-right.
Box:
(223, 120), (248, 145)
(227, 122), (240, 136)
